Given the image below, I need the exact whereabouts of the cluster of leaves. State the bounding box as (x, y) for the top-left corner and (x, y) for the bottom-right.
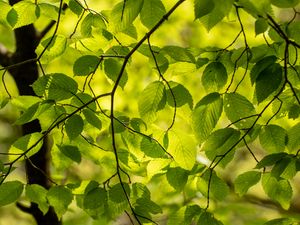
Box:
(0, 0), (300, 224)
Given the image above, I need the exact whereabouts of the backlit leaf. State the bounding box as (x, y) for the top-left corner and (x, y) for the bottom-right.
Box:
(192, 93), (223, 143)
(166, 81), (193, 108)
(58, 145), (81, 163)
(65, 114), (84, 140)
(104, 58), (128, 88)
(26, 184), (48, 214)
(140, 0), (166, 29)
(73, 55), (100, 76)
(259, 125), (287, 153)
(0, 181), (23, 207)
(202, 62), (227, 92)
(287, 122), (300, 153)
(234, 171), (261, 196)
(194, 0), (215, 19)
(166, 167), (189, 191)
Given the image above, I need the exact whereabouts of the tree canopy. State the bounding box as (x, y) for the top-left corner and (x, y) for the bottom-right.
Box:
(0, 0), (300, 225)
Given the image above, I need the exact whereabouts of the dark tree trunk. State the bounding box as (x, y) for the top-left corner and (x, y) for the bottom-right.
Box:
(5, 0), (61, 224)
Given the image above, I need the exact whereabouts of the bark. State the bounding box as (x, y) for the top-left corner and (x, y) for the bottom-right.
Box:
(1, 0), (61, 224)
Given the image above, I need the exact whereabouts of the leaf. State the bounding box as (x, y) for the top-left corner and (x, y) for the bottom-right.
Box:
(65, 114), (84, 140)
(234, 171), (261, 196)
(192, 93), (223, 143)
(110, 0), (144, 32)
(39, 3), (59, 20)
(197, 0), (234, 31)
(168, 132), (197, 170)
(140, 137), (166, 158)
(9, 132), (44, 161)
(140, 0), (166, 29)
(83, 187), (107, 209)
(262, 173), (292, 210)
(287, 21), (300, 43)
(224, 93), (256, 128)
(138, 81), (166, 123)
(109, 183), (130, 203)
(83, 109), (102, 130)
(135, 198), (162, 216)
(73, 55), (100, 76)
(255, 152), (288, 169)
(202, 128), (240, 167)
(197, 212), (223, 225)
(271, 0), (300, 8)
(162, 46), (195, 63)
(68, 0), (84, 16)
(194, 0), (215, 19)
(166, 167), (189, 191)
(167, 205), (202, 225)
(166, 81), (193, 108)
(47, 186), (73, 218)
(202, 62), (228, 92)
(255, 18), (269, 35)
(7, 1), (40, 28)
(271, 156), (297, 180)
(15, 102), (40, 125)
(25, 184), (49, 214)
(255, 63), (283, 103)
(36, 35), (67, 63)
(264, 218), (298, 225)
(197, 170), (229, 201)
(33, 73), (78, 101)
(81, 13), (106, 37)
(103, 58), (128, 88)
(0, 1), (11, 21)
(250, 56), (277, 85)
(287, 122), (300, 153)
(58, 145), (81, 163)
(259, 125), (287, 153)
(0, 181), (23, 207)
(71, 93), (96, 111)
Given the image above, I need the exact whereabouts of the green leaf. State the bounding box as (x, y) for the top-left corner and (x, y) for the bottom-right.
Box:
(224, 93), (256, 128)
(166, 167), (189, 191)
(287, 21), (300, 43)
(47, 186), (73, 218)
(73, 55), (100, 76)
(71, 93), (96, 111)
(81, 13), (106, 37)
(15, 102), (40, 125)
(83, 187), (107, 209)
(262, 173), (292, 210)
(138, 81), (166, 123)
(103, 58), (128, 89)
(202, 62), (228, 92)
(197, 0), (234, 31)
(166, 81), (193, 108)
(68, 0), (83, 16)
(0, 181), (23, 207)
(250, 55), (277, 85)
(135, 198), (162, 216)
(58, 145), (81, 163)
(259, 125), (287, 153)
(110, 0), (144, 32)
(194, 0), (215, 19)
(168, 132), (197, 170)
(162, 46), (195, 63)
(197, 212), (223, 225)
(83, 109), (102, 130)
(271, 156), (297, 180)
(7, 1), (40, 28)
(202, 128), (240, 167)
(39, 3), (59, 20)
(25, 184), (49, 214)
(255, 63), (283, 103)
(36, 35), (67, 63)
(255, 152), (288, 169)
(33, 73), (78, 101)
(140, 0), (166, 29)
(65, 114), (84, 140)
(9, 132), (44, 161)
(271, 0), (300, 8)
(109, 183), (130, 203)
(0, 1), (11, 21)
(167, 205), (202, 225)
(234, 171), (261, 196)
(255, 18), (269, 35)
(197, 170), (229, 201)
(287, 122), (300, 153)
(140, 137), (165, 158)
(264, 218), (298, 225)
(192, 93), (223, 143)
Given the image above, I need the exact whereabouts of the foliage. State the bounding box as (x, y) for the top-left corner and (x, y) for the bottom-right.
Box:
(0, 0), (300, 224)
